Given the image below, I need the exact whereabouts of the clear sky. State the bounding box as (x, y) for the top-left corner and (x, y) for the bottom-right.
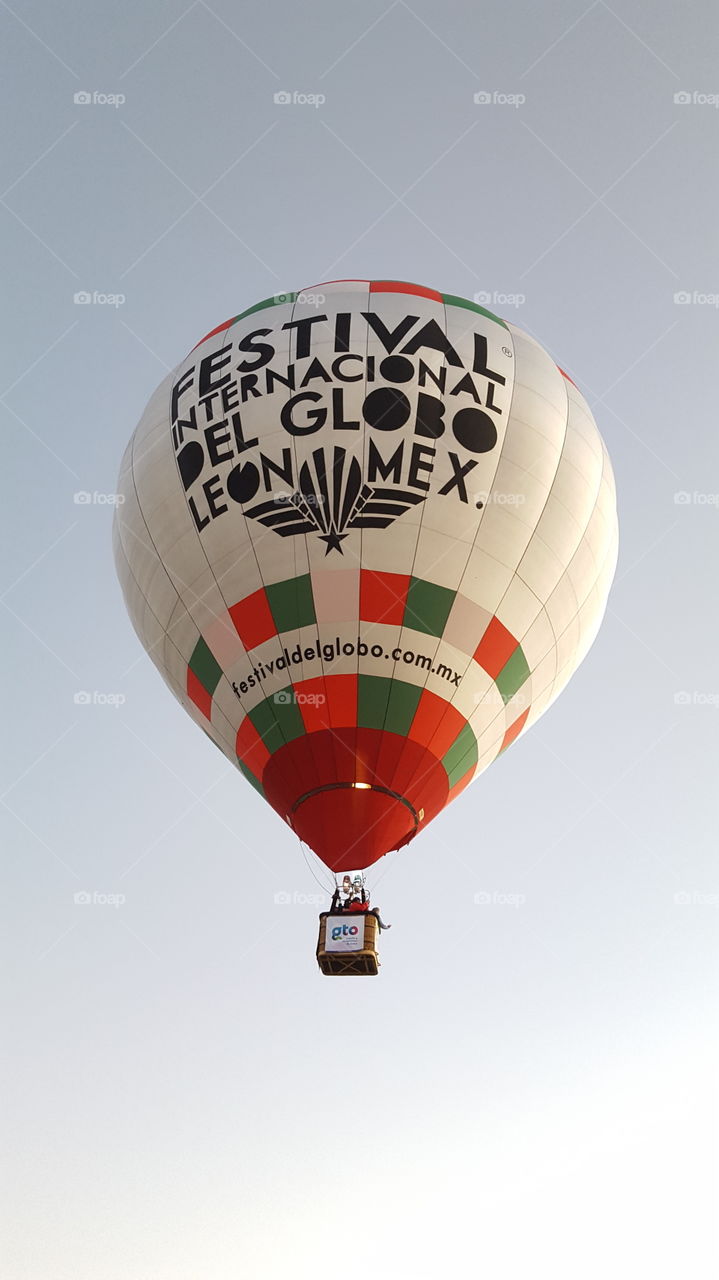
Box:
(1, 2), (717, 1277)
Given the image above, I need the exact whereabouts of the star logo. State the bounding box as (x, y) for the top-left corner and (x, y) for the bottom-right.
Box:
(243, 446), (426, 554)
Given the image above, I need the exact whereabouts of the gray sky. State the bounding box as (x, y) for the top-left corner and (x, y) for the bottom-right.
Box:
(1, 2), (717, 1277)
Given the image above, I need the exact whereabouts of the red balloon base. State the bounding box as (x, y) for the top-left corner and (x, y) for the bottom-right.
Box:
(292, 784), (415, 872)
(261, 727), (450, 871)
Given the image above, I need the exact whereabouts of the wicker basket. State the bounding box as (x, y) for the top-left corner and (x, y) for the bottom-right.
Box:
(316, 912), (380, 976)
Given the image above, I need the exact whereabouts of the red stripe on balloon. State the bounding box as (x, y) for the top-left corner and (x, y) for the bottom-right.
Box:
(229, 588), (276, 649)
(473, 616), (518, 679)
(289, 673), (357, 733)
(191, 318), (237, 351)
(369, 281), (443, 302)
(359, 570), (410, 626)
(187, 669), (212, 719)
(406, 688), (448, 750)
(408, 688), (468, 759)
(294, 677), (330, 733)
(236, 717), (271, 777)
(447, 763), (476, 804)
(325, 673), (358, 726)
(500, 706), (530, 752)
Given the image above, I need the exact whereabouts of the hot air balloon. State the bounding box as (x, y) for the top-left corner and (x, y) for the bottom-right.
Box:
(114, 280), (618, 907)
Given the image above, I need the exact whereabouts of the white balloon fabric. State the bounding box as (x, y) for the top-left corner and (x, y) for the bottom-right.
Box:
(114, 280), (618, 870)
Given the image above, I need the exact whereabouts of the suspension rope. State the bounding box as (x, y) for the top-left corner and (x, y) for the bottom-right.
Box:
(368, 845), (405, 894)
(297, 836), (336, 895)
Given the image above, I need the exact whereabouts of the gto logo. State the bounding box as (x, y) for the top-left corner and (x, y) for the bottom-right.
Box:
(170, 310), (511, 553)
(331, 922), (360, 941)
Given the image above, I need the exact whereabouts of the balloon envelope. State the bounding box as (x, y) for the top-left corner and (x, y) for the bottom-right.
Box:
(114, 280), (618, 871)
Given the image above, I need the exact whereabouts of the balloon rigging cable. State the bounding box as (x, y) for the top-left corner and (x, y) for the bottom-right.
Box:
(298, 837), (335, 894)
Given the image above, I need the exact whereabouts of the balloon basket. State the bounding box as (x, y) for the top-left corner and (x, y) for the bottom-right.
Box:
(316, 912), (380, 976)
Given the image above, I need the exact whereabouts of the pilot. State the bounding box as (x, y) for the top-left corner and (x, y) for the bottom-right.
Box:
(346, 875), (392, 930)
(330, 874), (353, 913)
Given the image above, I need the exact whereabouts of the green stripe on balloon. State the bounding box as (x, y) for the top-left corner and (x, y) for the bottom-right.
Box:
(446, 751), (479, 790)
(266, 573), (316, 633)
(386, 679), (422, 733)
(248, 689), (305, 752)
(188, 637), (222, 694)
(357, 674), (391, 730)
(496, 646), (531, 703)
(232, 293), (298, 325)
(442, 293), (509, 330)
(403, 577), (456, 637)
(442, 723), (479, 787)
(357, 675), (422, 735)
(237, 760), (266, 796)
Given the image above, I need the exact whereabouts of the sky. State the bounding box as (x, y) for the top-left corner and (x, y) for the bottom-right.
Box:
(1, 1), (718, 1277)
